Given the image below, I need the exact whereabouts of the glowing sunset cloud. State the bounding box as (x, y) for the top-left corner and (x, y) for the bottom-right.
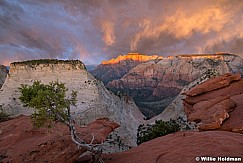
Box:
(0, 0), (243, 65)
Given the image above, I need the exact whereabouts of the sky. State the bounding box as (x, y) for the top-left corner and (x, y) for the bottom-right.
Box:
(0, 0), (243, 65)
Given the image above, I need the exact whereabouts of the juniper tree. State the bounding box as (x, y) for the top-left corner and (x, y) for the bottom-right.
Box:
(19, 81), (103, 163)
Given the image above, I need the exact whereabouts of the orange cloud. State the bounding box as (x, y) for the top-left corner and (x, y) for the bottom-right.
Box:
(165, 7), (228, 38)
(130, 6), (230, 51)
(101, 20), (116, 46)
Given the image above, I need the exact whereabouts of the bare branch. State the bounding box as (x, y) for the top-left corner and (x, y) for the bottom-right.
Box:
(79, 151), (92, 158)
(55, 112), (103, 162)
(89, 134), (95, 145)
(51, 107), (103, 162)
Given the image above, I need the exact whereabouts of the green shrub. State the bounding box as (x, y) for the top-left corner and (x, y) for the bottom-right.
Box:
(18, 80), (77, 128)
(137, 119), (180, 145)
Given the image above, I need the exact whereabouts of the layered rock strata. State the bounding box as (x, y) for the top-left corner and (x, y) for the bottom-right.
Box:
(91, 59), (143, 85)
(91, 53), (163, 85)
(107, 53), (243, 117)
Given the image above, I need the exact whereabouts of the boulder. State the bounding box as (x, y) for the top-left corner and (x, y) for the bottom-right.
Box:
(219, 94), (243, 133)
(183, 73), (243, 132)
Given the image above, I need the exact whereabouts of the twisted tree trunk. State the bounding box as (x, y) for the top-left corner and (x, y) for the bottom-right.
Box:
(55, 111), (103, 163)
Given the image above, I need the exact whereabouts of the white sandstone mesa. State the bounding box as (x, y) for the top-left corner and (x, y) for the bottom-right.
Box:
(0, 59), (145, 152)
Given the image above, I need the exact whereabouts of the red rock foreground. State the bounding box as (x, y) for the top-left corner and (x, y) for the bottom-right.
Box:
(0, 115), (119, 162)
(183, 73), (243, 131)
(103, 131), (243, 163)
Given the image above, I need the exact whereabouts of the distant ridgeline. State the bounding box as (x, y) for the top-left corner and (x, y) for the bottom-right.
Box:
(101, 52), (237, 64)
(101, 53), (164, 65)
(175, 52), (238, 58)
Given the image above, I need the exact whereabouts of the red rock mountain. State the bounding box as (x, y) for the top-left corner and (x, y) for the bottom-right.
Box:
(91, 53), (162, 85)
(93, 53), (243, 118)
(91, 59), (142, 85)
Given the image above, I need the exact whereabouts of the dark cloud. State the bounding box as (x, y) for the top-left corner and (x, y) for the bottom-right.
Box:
(0, 0), (243, 65)
(204, 37), (243, 57)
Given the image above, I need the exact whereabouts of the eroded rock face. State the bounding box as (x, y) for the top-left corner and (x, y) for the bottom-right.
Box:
(0, 59), (145, 150)
(0, 65), (7, 88)
(107, 54), (243, 117)
(183, 73), (243, 132)
(0, 115), (119, 163)
(102, 131), (243, 163)
(91, 59), (143, 85)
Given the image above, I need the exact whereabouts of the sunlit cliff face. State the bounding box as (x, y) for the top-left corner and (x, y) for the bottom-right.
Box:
(101, 53), (163, 64)
(0, 0), (243, 65)
(102, 53), (234, 64)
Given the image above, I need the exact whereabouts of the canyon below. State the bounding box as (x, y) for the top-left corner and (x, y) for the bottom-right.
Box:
(0, 53), (243, 162)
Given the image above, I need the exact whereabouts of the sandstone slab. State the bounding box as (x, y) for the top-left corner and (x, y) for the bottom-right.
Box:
(0, 115), (119, 163)
(183, 73), (241, 96)
(101, 131), (243, 163)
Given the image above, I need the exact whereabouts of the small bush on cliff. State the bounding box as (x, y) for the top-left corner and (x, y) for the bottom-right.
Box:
(12, 59), (86, 70)
(19, 81), (103, 162)
(137, 119), (180, 145)
(12, 59), (82, 66)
